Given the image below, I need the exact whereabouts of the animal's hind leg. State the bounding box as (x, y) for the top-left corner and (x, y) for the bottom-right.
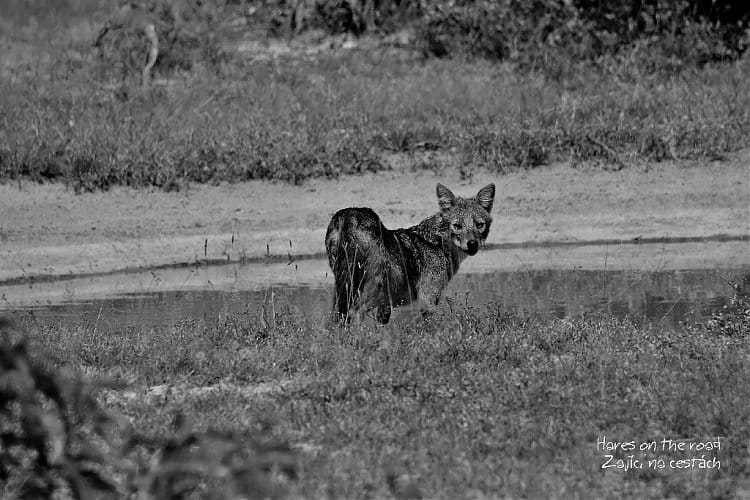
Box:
(358, 274), (392, 325)
(331, 243), (365, 324)
(332, 287), (349, 323)
(333, 279), (362, 324)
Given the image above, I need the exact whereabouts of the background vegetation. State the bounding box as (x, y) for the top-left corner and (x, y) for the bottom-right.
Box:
(0, 0), (748, 191)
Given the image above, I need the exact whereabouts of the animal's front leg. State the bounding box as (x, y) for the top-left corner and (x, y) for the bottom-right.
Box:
(416, 278), (444, 319)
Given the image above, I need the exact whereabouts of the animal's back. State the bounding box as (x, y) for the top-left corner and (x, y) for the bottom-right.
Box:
(325, 208), (392, 322)
(325, 207), (385, 268)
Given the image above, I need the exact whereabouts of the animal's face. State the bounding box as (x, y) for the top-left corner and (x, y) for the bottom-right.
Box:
(437, 183), (495, 256)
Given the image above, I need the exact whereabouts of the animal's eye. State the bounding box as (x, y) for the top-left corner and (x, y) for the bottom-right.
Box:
(452, 222), (463, 230)
(476, 221), (485, 228)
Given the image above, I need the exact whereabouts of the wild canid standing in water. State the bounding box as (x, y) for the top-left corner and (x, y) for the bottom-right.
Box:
(325, 183), (495, 324)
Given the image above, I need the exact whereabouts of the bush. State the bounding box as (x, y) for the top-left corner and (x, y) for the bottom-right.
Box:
(266, 0), (427, 37)
(416, 0), (750, 74)
(0, 320), (296, 499)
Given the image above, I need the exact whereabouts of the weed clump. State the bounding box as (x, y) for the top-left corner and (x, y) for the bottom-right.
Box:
(0, 319), (296, 499)
(703, 275), (750, 336)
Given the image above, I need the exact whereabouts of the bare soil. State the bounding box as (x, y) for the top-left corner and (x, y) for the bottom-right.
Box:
(1, 151), (748, 283)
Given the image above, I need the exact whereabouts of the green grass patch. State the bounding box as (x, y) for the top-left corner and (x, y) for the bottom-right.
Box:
(3, 53), (749, 192)
(1, 3), (749, 192)
(10, 297), (750, 498)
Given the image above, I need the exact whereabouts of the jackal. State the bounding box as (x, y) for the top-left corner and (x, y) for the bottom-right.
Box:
(325, 183), (495, 324)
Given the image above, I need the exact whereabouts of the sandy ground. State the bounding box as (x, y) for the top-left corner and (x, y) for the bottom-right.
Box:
(1, 151), (748, 284)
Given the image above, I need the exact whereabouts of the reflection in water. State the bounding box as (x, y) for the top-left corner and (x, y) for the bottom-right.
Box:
(12, 267), (750, 330)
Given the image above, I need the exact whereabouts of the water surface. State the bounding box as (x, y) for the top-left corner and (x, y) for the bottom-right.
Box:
(9, 267), (749, 330)
(3, 242), (748, 329)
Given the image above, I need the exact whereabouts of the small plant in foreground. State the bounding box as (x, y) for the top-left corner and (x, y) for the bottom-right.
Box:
(705, 275), (750, 336)
(0, 319), (296, 499)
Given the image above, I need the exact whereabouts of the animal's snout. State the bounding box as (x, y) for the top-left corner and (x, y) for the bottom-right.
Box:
(467, 240), (479, 255)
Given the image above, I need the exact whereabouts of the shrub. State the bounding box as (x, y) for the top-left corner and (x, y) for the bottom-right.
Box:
(266, 0), (427, 36)
(416, 0), (750, 74)
(0, 319), (296, 499)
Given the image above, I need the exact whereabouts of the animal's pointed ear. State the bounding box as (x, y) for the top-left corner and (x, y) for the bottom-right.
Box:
(436, 183), (456, 212)
(476, 183), (495, 213)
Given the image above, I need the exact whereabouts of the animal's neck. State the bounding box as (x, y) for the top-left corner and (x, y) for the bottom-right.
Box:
(410, 214), (467, 273)
(410, 213), (443, 243)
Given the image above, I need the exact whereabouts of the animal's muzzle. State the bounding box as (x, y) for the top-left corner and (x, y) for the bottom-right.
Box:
(467, 240), (479, 255)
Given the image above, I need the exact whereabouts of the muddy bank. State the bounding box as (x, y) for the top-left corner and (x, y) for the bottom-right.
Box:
(1, 152), (748, 283)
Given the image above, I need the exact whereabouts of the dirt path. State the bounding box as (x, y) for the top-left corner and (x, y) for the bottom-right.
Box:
(1, 152), (748, 283)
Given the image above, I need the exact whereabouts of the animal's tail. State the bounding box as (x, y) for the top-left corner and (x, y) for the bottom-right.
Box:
(325, 214), (343, 271)
(325, 213), (366, 322)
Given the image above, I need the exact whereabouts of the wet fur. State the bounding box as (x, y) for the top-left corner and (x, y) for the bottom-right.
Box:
(325, 183), (495, 324)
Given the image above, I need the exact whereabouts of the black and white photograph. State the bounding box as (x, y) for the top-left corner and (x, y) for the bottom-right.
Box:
(1, 0), (749, 497)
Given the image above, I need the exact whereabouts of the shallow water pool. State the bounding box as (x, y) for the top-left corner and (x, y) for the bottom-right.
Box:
(3, 241), (748, 329)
